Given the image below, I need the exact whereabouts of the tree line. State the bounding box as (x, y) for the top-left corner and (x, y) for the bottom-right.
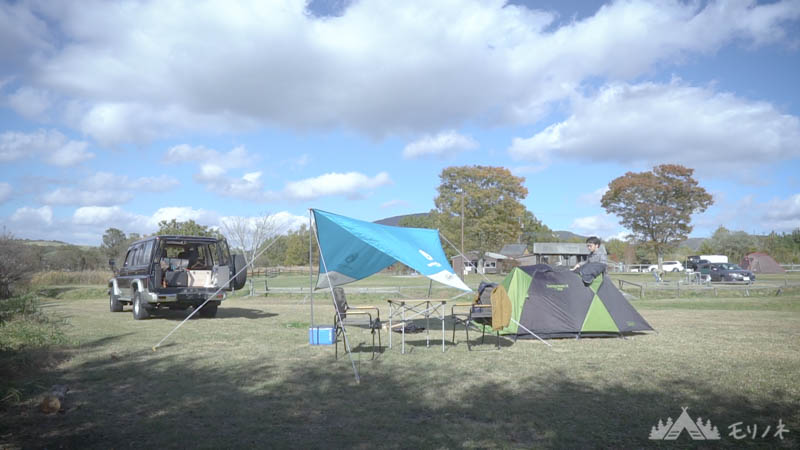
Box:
(3, 163), (797, 299)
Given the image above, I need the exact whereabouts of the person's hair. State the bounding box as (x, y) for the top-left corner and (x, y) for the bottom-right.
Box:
(586, 236), (601, 246)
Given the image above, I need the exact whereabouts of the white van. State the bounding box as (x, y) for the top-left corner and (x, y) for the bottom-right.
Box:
(648, 261), (685, 272)
(701, 255), (728, 263)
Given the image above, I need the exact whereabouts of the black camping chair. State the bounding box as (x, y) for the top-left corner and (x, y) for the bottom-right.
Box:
(450, 282), (501, 350)
(332, 287), (382, 360)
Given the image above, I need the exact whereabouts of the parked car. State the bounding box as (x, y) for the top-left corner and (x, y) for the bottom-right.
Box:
(108, 235), (247, 319)
(628, 264), (650, 273)
(687, 254), (728, 271)
(648, 261), (685, 272)
(698, 262), (755, 283)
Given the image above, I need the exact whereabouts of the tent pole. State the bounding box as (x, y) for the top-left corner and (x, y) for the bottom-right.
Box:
(312, 209), (361, 384)
(511, 318), (552, 347)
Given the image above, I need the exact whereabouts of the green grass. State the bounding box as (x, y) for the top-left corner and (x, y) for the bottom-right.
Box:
(1, 278), (799, 448)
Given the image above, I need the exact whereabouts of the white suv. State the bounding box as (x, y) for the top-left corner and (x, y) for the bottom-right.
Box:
(648, 261), (684, 272)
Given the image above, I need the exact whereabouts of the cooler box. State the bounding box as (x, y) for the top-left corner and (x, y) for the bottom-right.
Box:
(309, 326), (334, 345)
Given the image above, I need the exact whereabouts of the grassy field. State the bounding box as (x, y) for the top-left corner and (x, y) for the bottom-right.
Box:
(1, 273), (799, 448)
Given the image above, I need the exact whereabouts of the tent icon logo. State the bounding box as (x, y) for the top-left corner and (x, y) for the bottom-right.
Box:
(649, 407), (720, 440)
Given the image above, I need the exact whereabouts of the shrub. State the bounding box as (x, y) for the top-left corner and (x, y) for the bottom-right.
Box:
(30, 270), (113, 286)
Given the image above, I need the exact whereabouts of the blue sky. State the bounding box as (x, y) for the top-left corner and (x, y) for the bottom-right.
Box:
(1, 0), (799, 246)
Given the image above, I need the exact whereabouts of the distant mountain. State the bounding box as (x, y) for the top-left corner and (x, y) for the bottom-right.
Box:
(374, 213), (429, 226)
(21, 239), (71, 247)
(681, 237), (707, 251)
(554, 230), (587, 242)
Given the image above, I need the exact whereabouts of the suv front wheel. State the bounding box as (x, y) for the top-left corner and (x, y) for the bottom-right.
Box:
(132, 291), (150, 320)
(110, 293), (123, 312)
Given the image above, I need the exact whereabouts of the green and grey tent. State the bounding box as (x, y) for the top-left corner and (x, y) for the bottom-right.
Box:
(493, 265), (653, 338)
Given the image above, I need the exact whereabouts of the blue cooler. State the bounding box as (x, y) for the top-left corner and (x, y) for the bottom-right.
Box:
(309, 326), (334, 345)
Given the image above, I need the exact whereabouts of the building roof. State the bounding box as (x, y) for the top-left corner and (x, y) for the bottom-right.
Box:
(500, 243), (528, 257)
(532, 242), (590, 255)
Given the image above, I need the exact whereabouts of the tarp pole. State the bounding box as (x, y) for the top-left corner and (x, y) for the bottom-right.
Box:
(311, 209), (361, 384)
(309, 209), (314, 328)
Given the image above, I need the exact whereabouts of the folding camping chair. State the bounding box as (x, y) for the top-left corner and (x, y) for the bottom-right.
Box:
(451, 282), (508, 350)
(332, 287), (382, 360)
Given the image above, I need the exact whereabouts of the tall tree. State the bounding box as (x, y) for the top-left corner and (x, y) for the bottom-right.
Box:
(221, 213), (281, 268)
(0, 230), (37, 299)
(157, 219), (218, 237)
(283, 225), (317, 266)
(432, 165), (536, 256)
(707, 226), (758, 263)
(601, 164), (712, 270)
(101, 228), (127, 266)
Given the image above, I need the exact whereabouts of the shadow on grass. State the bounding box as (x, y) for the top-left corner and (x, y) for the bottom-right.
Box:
(128, 307), (278, 321)
(4, 343), (797, 450)
(36, 287), (80, 298)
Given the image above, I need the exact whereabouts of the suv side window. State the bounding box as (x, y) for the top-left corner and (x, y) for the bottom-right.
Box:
(124, 246), (138, 267)
(139, 240), (154, 267)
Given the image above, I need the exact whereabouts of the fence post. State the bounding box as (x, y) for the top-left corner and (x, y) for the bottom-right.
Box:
(249, 278), (254, 297)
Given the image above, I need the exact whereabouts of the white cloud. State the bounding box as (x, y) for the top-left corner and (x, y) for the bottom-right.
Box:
(402, 130), (478, 159)
(164, 144), (264, 199)
(149, 207), (220, 229)
(11, 205), (53, 226)
(569, 213), (622, 239)
(6, 0), (796, 144)
(43, 188), (130, 206)
(0, 182), (11, 204)
(41, 172), (179, 206)
(762, 193), (800, 232)
(283, 171), (392, 201)
(578, 187), (609, 206)
(509, 80), (800, 172)
(44, 140), (94, 166)
(72, 206), (127, 225)
(0, 129), (93, 166)
(6, 87), (53, 119)
(221, 211), (308, 237)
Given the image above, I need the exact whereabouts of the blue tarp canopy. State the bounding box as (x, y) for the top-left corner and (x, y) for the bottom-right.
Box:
(312, 209), (471, 292)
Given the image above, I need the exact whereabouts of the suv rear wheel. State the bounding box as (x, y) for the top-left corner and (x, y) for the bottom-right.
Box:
(132, 291), (150, 320)
(198, 301), (219, 318)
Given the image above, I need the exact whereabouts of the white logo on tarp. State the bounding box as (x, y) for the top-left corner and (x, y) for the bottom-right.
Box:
(649, 407), (720, 440)
(418, 249), (441, 267)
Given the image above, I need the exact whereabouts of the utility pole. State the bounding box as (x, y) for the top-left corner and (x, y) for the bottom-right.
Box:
(460, 190), (465, 280)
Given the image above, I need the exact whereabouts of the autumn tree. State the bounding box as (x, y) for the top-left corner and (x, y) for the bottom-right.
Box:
(601, 164), (712, 270)
(431, 165), (550, 256)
